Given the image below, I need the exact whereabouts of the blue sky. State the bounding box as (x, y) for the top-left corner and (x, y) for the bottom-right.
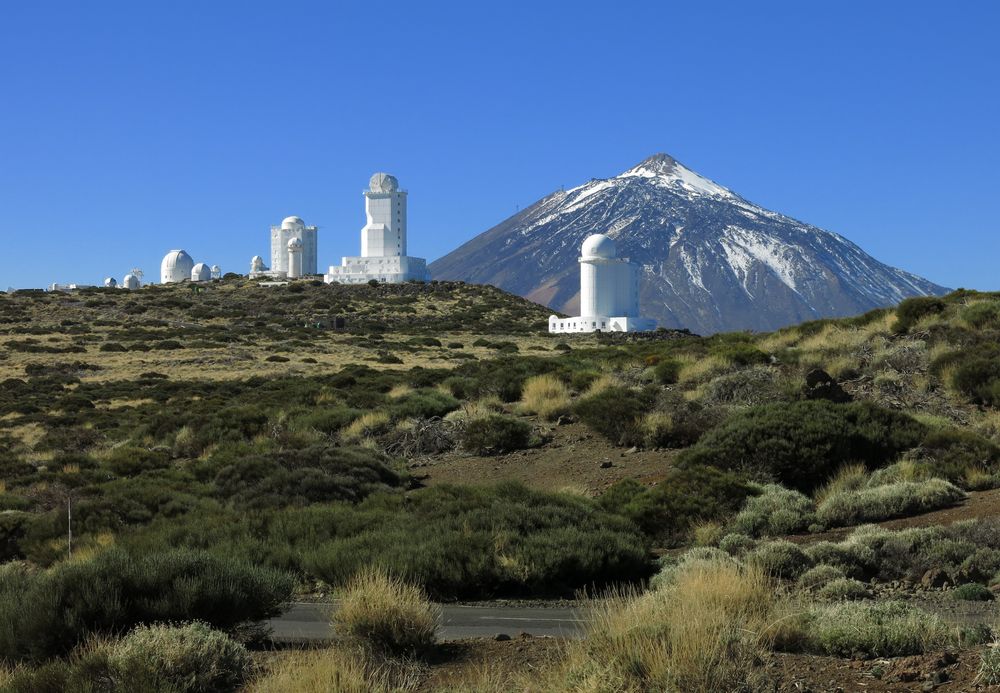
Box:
(1, 1), (997, 290)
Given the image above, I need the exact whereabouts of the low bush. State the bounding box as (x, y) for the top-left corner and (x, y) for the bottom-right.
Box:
(0, 548), (294, 660)
(108, 622), (253, 692)
(816, 577), (870, 601)
(599, 466), (752, 545)
(951, 583), (994, 601)
(980, 644), (1000, 686)
(803, 541), (875, 579)
(782, 601), (960, 657)
(730, 484), (816, 537)
(748, 540), (812, 579)
(333, 568), (438, 657)
(816, 479), (966, 527)
(303, 484), (650, 599)
(653, 359), (681, 384)
(679, 400), (927, 492)
(893, 296), (947, 333)
(797, 564), (846, 591)
(461, 415), (532, 455)
(933, 342), (1000, 406)
(719, 533), (757, 557)
(575, 386), (653, 447)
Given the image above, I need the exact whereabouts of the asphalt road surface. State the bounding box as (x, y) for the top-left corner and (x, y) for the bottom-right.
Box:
(267, 602), (586, 642)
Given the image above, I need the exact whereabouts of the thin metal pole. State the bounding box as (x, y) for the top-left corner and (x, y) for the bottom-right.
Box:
(67, 496), (72, 559)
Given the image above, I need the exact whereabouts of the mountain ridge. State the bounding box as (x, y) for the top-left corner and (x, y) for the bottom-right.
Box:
(430, 154), (947, 334)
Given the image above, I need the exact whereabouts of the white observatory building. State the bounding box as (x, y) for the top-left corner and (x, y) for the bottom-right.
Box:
(160, 250), (218, 284)
(161, 250), (195, 284)
(324, 173), (430, 284)
(549, 234), (655, 333)
(271, 216), (317, 276)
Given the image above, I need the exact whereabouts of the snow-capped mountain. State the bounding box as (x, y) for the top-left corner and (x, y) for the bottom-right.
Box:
(429, 154), (948, 334)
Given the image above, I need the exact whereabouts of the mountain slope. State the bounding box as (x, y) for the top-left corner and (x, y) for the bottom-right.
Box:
(429, 154), (947, 334)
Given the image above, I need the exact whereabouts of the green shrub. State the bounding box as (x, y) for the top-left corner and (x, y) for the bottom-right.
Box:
(961, 301), (1000, 329)
(933, 343), (1000, 406)
(679, 400), (927, 492)
(0, 548), (294, 660)
(893, 296), (947, 333)
(816, 577), (869, 601)
(816, 479), (965, 527)
(461, 415), (532, 455)
(792, 601), (959, 657)
(388, 389), (460, 419)
(718, 533), (757, 557)
(575, 386), (653, 447)
(108, 622), (253, 692)
(803, 541), (874, 579)
(302, 484), (650, 599)
(748, 540), (812, 579)
(653, 359), (681, 384)
(599, 466), (752, 545)
(951, 583), (994, 601)
(730, 484), (816, 537)
(797, 564), (846, 591)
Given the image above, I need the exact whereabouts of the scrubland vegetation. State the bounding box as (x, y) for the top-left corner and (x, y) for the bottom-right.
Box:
(6, 283), (1000, 688)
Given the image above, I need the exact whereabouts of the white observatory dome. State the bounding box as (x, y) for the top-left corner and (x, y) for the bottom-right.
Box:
(369, 172), (399, 193)
(122, 273), (141, 290)
(191, 262), (212, 282)
(161, 250), (195, 284)
(287, 237), (304, 250)
(581, 234), (617, 259)
(281, 216), (305, 230)
(210, 264), (222, 279)
(103, 277), (118, 289)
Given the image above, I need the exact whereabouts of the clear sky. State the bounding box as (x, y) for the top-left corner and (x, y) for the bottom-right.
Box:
(1, 1), (997, 290)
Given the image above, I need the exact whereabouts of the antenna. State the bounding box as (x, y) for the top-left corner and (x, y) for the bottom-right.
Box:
(130, 268), (144, 280)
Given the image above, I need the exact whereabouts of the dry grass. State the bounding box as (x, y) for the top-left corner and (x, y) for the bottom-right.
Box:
(341, 411), (391, 443)
(517, 374), (571, 421)
(248, 647), (421, 693)
(677, 354), (727, 384)
(813, 464), (869, 506)
(333, 567), (439, 656)
(580, 373), (619, 397)
(444, 396), (504, 423)
(550, 561), (773, 692)
(388, 384), (414, 399)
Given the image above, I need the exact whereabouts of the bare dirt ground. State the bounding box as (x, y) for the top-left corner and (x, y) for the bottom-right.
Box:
(410, 422), (676, 496)
(416, 636), (563, 691)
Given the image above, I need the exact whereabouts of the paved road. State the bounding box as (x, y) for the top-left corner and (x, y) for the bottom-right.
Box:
(267, 602), (586, 643)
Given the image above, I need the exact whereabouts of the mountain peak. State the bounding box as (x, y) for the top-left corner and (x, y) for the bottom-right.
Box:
(620, 153), (733, 198)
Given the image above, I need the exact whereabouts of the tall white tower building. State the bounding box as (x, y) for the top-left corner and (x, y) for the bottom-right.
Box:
(287, 237), (304, 278)
(324, 173), (429, 284)
(271, 216), (318, 276)
(549, 234), (655, 333)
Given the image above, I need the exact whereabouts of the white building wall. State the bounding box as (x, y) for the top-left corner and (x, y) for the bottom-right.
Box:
(361, 191), (406, 258)
(271, 224), (318, 275)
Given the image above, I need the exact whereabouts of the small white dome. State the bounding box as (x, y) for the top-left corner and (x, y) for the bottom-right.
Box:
(369, 172), (399, 193)
(287, 237), (304, 250)
(211, 265), (221, 272)
(161, 250), (195, 284)
(103, 277), (117, 288)
(122, 274), (141, 290)
(282, 216), (305, 230)
(581, 234), (617, 259)
(191, 263), (211, 282)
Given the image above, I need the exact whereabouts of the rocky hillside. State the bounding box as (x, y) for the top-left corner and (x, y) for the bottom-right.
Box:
(430, 154), (947, 334)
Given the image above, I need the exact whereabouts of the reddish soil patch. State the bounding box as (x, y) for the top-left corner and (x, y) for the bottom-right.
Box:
(417, 636), (563, 691)
(768, 649), (990, 692)
(411, 422), (675, 495)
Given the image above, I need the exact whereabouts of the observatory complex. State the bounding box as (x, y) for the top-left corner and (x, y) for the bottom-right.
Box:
(549, 234), (655, 333)
(324, 173), (429, 284)
(249, 216), (318, 279)
(160, 250), (220, 284)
